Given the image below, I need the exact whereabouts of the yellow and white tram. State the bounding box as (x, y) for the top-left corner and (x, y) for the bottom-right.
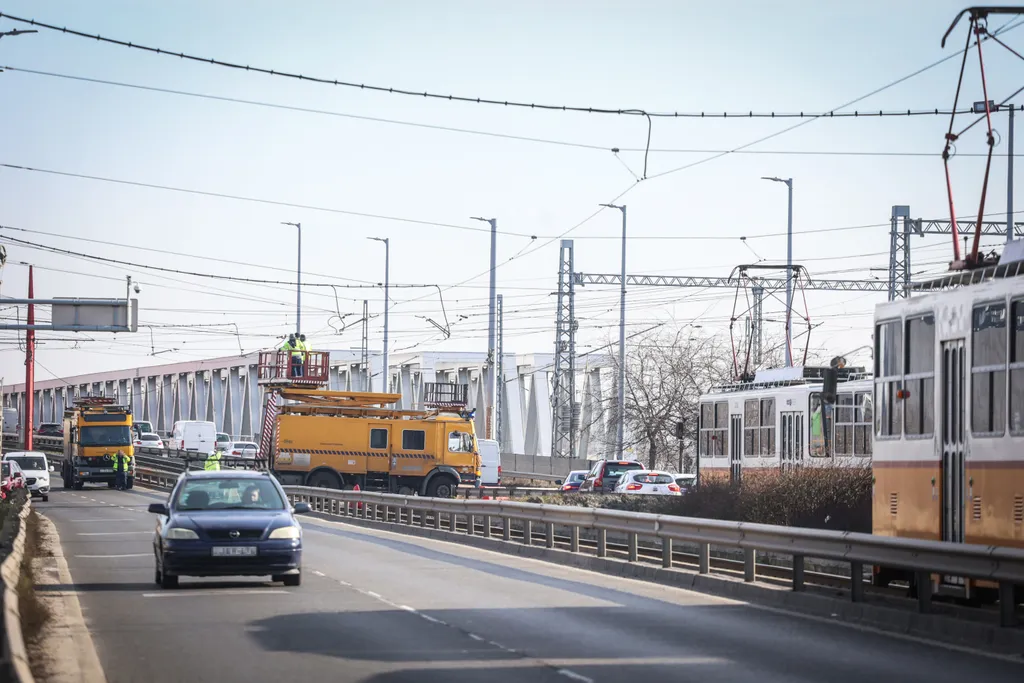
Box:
(697, 366), (873, 482)
(872, 255), (1024, 594)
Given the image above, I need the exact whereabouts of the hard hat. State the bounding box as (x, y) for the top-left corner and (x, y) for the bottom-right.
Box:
(288, 333), (296, 340)
(299, 334), (306, 341)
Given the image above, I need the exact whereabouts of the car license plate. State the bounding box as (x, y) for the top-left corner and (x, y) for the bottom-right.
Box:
(653, 487), (661, 492)
(212, 546), (257, 557)
(99, 468), (114, 473)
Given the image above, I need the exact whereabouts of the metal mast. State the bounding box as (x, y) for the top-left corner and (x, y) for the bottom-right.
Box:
(360, 299), (369, 391)
(551, 240), (577, 459)
(495, 294), (505, 452)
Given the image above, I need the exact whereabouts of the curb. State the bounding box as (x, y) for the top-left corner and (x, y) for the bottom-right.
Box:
(1, 498), (34, 683)
(306, 511), (1024, 658)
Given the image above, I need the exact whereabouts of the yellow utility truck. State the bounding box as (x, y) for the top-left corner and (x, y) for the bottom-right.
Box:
(61, 397), (135, 490)
(255, 350), (481, 498)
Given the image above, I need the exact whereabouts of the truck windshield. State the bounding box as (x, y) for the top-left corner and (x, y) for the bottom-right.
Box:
(79, 425), (132, 447)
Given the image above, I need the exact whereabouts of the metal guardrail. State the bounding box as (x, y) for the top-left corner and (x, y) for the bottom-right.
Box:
(280, 486), (1024, 628)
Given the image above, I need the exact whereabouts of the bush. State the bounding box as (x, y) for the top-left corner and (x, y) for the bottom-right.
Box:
(533, 465), (873, 532)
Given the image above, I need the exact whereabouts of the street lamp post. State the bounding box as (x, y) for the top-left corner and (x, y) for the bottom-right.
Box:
(369, 237), (390, 393)
(761, 177), (794, 367)
(471, 217), (498, 440)
(600, 203), (627, 459)
(281, 222), (301, 334)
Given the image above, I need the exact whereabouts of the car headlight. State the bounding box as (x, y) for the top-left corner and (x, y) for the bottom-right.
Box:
(165, 527), (199, 540)
(268, 525), (301, 540)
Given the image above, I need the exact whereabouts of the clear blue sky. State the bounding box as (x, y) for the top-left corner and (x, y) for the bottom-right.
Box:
(0, 0), (1021, 384)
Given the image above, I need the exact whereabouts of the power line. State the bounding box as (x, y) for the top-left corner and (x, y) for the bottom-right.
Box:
(9, 66), (1017, 159)
(0, 12), (1003, 121)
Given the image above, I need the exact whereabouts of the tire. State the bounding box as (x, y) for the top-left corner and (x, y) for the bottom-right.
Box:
(41, 495), (48, 502)
(283, 573), (301, 587)
(307, 470), (342, 490)
(425, 475), (457, 499)
(159, 567), (178, 589)
(107, 481), (116, 489)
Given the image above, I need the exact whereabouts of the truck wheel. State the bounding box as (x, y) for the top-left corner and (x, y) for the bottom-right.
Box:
(307, 470), (342, 489)
(426, 475), (457, 499)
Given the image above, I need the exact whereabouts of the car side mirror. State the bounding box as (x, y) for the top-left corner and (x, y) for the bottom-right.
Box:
(147, 503), (169, 515)
(48, 466), (55, 472)
(292, 502), (311, 515)
(555, 479), (563, 486)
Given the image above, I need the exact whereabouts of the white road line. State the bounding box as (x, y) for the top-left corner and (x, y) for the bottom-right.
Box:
(312, 570), (326, 577)
(75, 553), (151, 559)
(142, 590), (290, 598)
(468, 633), (484, 641)
(77, 531), (150, 536)
(366, 591), (382, 598)
(557, 669), (594, 683)
(420, 614), (443, 625)
(399, 605), (417, 613)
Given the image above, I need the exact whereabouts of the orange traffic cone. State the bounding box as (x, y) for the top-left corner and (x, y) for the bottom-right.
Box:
(353, 483), (363, 511)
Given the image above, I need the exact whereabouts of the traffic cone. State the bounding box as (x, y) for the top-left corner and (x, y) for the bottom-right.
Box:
(353, 483), (362, 511)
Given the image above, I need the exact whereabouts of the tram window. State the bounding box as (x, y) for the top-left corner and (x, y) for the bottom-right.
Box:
(1012, 300), (1024, 434)
(875, 320), (902, 377)
(876, 382), (903, 436)
(760, 398), (775, 455)
(698, 402), (729, 458)
(972, 303), (1007, 436)
(743, 400), (759, 456)
(905, 378), (934, 436)
(906, 315), (935, 373)
(808, 393), (833, 456)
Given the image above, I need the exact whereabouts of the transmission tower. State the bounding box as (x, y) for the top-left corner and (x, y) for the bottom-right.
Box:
(551, 240), (577, 459)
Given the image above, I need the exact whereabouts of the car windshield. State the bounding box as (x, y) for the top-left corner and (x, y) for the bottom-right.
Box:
(174, 477), (285, 511)
(633, 473), (674, 484)
(8, 456), (45, 471)
(604, 462), (644, 477)
(141, 434), (161, 441)
(1, 463), (8, 477)
(80, 425), (132, 447)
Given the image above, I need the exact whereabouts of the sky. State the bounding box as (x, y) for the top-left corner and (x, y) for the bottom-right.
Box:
(0, 0), (1022, 387)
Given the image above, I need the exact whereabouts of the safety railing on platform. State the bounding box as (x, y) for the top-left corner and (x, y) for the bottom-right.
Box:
(280, 486), (1024, 629)
(257, 350), (329, 385)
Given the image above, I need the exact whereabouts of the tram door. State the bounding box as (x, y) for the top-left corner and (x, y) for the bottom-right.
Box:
(780, 412), (804, 470)
(941, 339), (966, 544)
(729, 415), (742, 483)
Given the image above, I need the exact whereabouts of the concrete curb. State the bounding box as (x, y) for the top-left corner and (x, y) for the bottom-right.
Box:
(1, 498), (35, 683)
(307, 511), (1024, 658)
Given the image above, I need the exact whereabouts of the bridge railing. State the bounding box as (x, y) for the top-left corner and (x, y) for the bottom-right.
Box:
(280, 485), (1024, 629)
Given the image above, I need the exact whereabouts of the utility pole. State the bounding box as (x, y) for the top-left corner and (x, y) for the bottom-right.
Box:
(369, 237), (390, 393)
(600, 203), (627, 458)
(762, 177), (794, 366)
(281, 222), (302, 333)
(1009, 104), (1015, 243)
(24, 266), (34, 450)
(495, 294), (504, 450)
(360, 299), (369, 391)
(471, 217), (498, 440)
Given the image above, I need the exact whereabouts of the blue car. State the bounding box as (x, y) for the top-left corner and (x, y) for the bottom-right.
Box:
(148, 470), (310, 589)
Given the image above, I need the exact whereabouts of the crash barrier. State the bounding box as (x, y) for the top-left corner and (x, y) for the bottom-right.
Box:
(281, 485), (1024, 629)
(0, 494), (34, 682)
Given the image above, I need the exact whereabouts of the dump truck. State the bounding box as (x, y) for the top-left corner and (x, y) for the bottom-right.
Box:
(61, 397), (135, 490)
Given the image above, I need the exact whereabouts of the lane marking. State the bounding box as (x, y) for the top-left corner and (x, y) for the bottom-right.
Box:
(75, 554), (150, 559)
(468, 633), (484, 641)
(312, 570), (326, 577)
(77, 532), (150, 536)
(142, 589), (290, 598)
(558, 670), (594, 683)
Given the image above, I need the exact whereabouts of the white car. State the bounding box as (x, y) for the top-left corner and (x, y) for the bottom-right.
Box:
(228, 441), (259, 460)
(134, 432), (165, 450)
(614, 470), (681, 496)
(2, 451), (53, 502)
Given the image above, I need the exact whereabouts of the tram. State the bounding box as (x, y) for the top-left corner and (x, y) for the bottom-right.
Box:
(697, 366), (873, 482)
(871, 248), (1024, 597)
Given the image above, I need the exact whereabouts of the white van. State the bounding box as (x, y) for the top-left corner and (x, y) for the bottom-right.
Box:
(170, 420), (217, 453)
(478, 438), (501, 486)
(3, 408), (18, 435)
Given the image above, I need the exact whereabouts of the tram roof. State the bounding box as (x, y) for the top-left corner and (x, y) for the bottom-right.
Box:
(909, 238), (1024, 293)
(704, 365), (870, 395)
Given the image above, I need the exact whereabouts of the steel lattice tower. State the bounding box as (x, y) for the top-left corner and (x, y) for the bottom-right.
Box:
(551, 240), (577, 459)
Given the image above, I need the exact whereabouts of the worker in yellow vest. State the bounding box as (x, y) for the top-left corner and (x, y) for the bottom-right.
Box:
(279, 333), (302, 378)
(204, 449), (222, 472)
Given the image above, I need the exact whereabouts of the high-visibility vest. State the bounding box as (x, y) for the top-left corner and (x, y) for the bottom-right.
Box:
(280, 340), (301, 359)
(204, 451), (222, 471)
(114, 452), (127, 472)
(297, 339), (310, 360)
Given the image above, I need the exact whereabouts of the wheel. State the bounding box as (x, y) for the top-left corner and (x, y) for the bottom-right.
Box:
(159, 565), (178, 589)
(306, 470), (342, 489)
(283, 573), (301, 587)
(73, 482), (84, 490)
(107, 481), (116, 489)
(425, 475), (457, 499)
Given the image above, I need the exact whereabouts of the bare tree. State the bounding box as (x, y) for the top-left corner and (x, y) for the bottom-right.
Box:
(600, 327), (732, 471)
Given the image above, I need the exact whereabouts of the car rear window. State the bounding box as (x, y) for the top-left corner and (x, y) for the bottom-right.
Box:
(141, 434), (161, 441)
(604, 462), (644, 477)
(567, 472), (586, 483)
(233, 443), (255, 449)
(634, 473), (674, 484)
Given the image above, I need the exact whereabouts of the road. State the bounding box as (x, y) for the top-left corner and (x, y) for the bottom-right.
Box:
(38, 480), (1023, 683)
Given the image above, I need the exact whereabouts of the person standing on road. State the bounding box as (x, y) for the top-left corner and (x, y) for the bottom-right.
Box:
(114, 450), (128, 490)
(204, 448), (222, 472)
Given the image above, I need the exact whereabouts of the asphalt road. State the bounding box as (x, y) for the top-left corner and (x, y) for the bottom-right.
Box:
(38, 480), (1024, 683)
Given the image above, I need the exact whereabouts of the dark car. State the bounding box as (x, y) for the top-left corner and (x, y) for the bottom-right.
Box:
(578, 460), (645, 493)
(37, 422), (63, 437)
(559, 470), (589, 493)
(148, 470), (310, 589)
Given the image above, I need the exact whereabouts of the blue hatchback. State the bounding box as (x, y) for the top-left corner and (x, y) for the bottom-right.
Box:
(148, 470), (310, 589)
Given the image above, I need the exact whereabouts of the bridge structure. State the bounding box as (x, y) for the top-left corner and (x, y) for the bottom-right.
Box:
(1, 349), (615, 460)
